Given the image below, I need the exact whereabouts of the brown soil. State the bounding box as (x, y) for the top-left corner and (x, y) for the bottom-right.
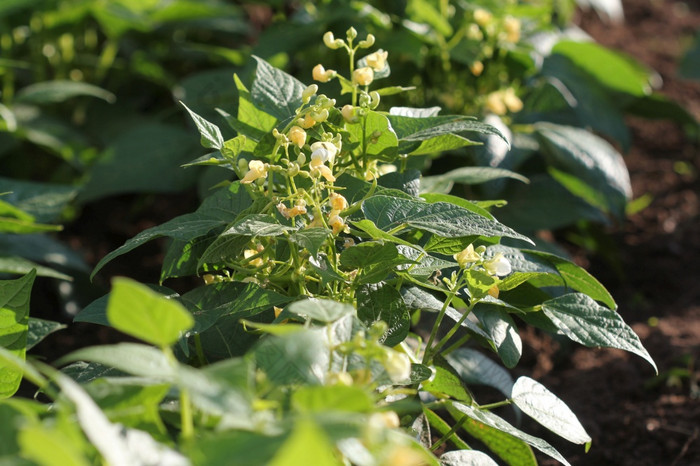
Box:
(528, 0), (700, 464)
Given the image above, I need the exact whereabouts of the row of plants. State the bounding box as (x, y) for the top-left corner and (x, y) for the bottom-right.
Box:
(1, 18), (664, 464)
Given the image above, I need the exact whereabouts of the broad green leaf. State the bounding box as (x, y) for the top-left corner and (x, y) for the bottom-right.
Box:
(464, 269), (497, 301)
(357, 284), (410, 346)
(250, 56), (305, 121)
(387, 114), (507, 155)
(541, 293), (656, 372)
(362, 195), (533, 244)
(0, 177), (78, 222)
(440, 450), (499, 466)
(0, 234), (88, 273)
(0, 270), (35, 398)
(286, 298), (355, 323)
(0, 199), (61, 234)
(421, 355), (472, 402)
(289, 228), (331, 257)
(221, 214), (294, 237)
(18, 423), (91, 466)
(485, 245), (616, 309)
(535, 123), (631, 219)
(420, 193), (493, 220)
(423, 408), (471, 450)
(75, 285), (179, 327)
(340, 241), (405, 278)
(107, 278), (193, 347)
(188, 430), (285, 466)
(60, 361), (122, 385)
(268, 418), (342, 466)
(512, 376), (592, 444)
(0, 398), (43, 457)
(421, 166), (528, 194)
(180, 101), (224, 150)
(91, 183), (251, 279)
(446, 405), (537, 466)
(395, 245), (456, 280)
(291, 385), (374, 413)
(254, 328), (329, 385)
(350, 219), (419, 249)
(346, 110), (398, 162)
(552, 40), (651, 97)
(15, 80), (115, 104)
(472, 305), (522, 368)
(58, 343), (176, 380)
(451, 402), (571, 466)
(378, 169), (421, 196)
(218, 74), (276, 141)
(400, 287), (489, 339)
(26, 318), (66, 350)
(407, 0), (452, 36)
(160, 233), (217, 281)
(79, 123), (200, 203)
(0, 256), (71, 280)
(446, 348), (514, 399)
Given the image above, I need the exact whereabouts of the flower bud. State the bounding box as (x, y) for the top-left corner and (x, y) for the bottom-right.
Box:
(470, 60), (484, 77)
(311, 108), (329, 124)
(503, 87), (523, 113)
(384, 350), (411, 382)
(302, 83), (318, 103)
(346, 26), (357, 41)
(485, 91), (507, 115)
(341, 104), (358, 123)
(365, 49), (388, 71)
(329, 192), (348, 212)
(352, 67), (374, 86)
(369, 91), (380, 109)
(358, 33), (375, 48)
(288, 125), (306, 148)
(504, 16), (521, 43)
(453, 243), (481, 268)
(312, 64), (335, 83)
(473, 8), (493, 27)
(298, 114), (316, 129)
(323, 31), (344, 49)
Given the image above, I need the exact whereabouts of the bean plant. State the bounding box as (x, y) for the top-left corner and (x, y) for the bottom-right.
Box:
(1, 28), (656, 465)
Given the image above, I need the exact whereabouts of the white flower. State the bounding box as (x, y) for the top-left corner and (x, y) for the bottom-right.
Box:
(483, 253), (512, 277)
(310, 141), (338, 164)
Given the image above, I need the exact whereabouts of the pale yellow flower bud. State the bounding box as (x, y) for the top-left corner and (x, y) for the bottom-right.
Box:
(323, 31), (343, 49)
(298, 114), (316, 129)
(358, 33), (375, 48)
(485, 91), (507, 115)
(341, 104), (358, 123)
(346, 27), (357, 41)
(312, 64), (335, 83)
(244, 248), (263, 267)
(241, 160), (268, 184)
(310, 141), (338, 164)
(288, 126), (306, 148)
(474, 8), (493, 27)
(311, 108), (329, 123)
(365, 49), (388, 71)
(368, 411), (400, 429)
(470, 61), (484, 77)
(453, 243), (481, 268)
(504, 16), (521, 43)
(301, 83), (318, 103)
(384, 350), (411, 382)
(352, 67), (374, 86)
(503, 88), (523, 113)
(467, 23), (483, 40)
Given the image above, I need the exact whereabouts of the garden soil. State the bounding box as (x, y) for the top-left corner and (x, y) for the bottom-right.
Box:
(28, 0), (700, 465)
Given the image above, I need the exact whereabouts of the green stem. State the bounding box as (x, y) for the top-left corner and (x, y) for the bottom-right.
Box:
(478, 399), (512, 410)
(162, 346), (194, 440)
(430, 413), (469, 452)
(194, 334), (206, 366)
(430, 299), (476, 357)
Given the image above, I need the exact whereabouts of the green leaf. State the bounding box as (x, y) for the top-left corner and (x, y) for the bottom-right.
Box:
(291, 385), (374, 413)
(15, 80), (115, 104)
(254, 328), (329, 385)
(420, 166), (528, 194)
(423, 408), (471, 450)
(221, 214), (295, 237)
(0, 256), (71, 280)
(180, 101), (224, 150)
(58, 343), (176, 380)
(535, 123), (631, 219)
(340, 241), (399, 269)
(26, 318), (65, 350)
(0, 176), (78, 222)
(472, 305), (522, 368)
(451, 402), (571, 466)
(75, 285), (179, 328)
(0, 270), (35, 398)
(18, 423), (91, 466)
(395, 245), (456, 280)
(362, 195), (533, 244)
(250, 56), (305, 122)
(440, 450), (499, 466)
(288, 228), (331, 257)
(346, 110), (398, 162)
(286, 298), (355, 323)
(446, 405), (537, 466)
(407, 0), (453, 36)
(512, 376), (592, 444)
(107, 278), (193, 347)
(351, 219), (419, 249)
(541, 293), (657, 372)
(445, 348), (514, 399)
(421, 355), (472, 402)
(268, 418), (342, 466)
(357, 284), (410, 346)
(486, 245), (616, 309)
(91, 183), (251, 279)
(181, 281), (292, 335)
(552, 41), (651, 97)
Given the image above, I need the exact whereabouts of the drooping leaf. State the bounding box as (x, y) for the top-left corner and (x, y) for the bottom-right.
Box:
(107, 278), (193, 347)
(445, 348), (514, 399)
(180, 101), (224, 150)
(26, 318), (66, 350)
(541, 293), (656, 372)
(421, 167), (528, 194)
(250, 56), (305, 121)
(511, 376), (592, 444)
(286, 298), (355, 323)
(472, 305), (522, 368)
(0, 270), (35, 398)
(254, 328), (329, 385)
(16, 80), (115, 104)
(362, 195), (533, 244)
(357, 284), (410, 346)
